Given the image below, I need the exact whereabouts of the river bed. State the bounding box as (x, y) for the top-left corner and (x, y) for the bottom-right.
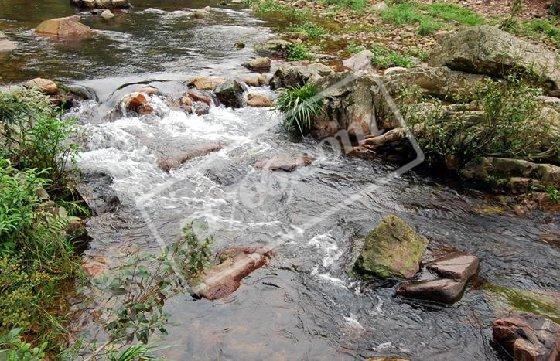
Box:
(1, 1), (559, 360)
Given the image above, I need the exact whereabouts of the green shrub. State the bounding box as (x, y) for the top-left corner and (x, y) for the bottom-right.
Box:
(276, 83), (322, 135)
(0, 328), (47, 361)
(321, 0), (368, 11)
(286, 43), (313, 61)
(546, 185), (560, 203)
(403, 78), (558, 166)
(0, 89), (77, 194)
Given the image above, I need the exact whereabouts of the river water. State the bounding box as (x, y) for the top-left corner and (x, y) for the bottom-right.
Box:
(1, 1), (559, 360)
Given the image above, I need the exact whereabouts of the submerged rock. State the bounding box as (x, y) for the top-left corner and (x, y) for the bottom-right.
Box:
(243, 57), (272, 73)
(270, 62), (333, 90)
(157, 143), (223, 172)
(214, 79), (248, 108)
(254, 153), (313, 172)
(193, 246), (273, 300)
(246, 93), (273, 107)
(492, 314), (560, 361)
(354, 215), (428, 279)
(24, 77), (58, 95)
(36, 16), (92, 38)
(430, 25), (560, 94)
(180, 89), (216, 115)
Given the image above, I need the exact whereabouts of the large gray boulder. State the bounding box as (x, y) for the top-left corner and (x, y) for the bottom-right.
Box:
(312, 72), (376, 140)
(430, 25), (560, 94)
(270, 62), (333, 90)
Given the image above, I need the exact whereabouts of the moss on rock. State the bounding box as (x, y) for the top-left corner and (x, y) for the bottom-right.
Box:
(355, 215), (429, 279)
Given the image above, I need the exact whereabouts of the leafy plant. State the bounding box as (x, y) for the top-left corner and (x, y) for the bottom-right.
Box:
(286, 43), (312, 61)
(0, 328), (47, 361)
(546, 185), (560, 203)
(276, 82), (322, 135)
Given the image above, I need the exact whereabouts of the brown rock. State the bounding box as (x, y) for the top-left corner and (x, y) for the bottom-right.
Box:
(492, 314), (560, 361)
(241, 75), (261, 87)
(247, 93), (273, 107)
(36, 16), (92, 38)
(395, 278), (466, 304)
(243, 57), (272, 73)
(194, 246), (273, 300)
(254, 153), (313, 172)
(137, 86), (159, 96)
(25, 78), (58, 95)
(426, 251), (479, 281)
(189, 76), (226, 90)
(82, 256), (108, 277)
(121, 92), (153, 115)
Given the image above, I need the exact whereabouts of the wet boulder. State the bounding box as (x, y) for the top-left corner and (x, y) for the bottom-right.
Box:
(180, 89), (216, 115)
(254, 153), (313, 172)
(395, 250), (479, 304)
(270, 62), (333, 90)
(120, 91), (154, 115)
(354, 215), (429, 279)
(349, 128), (415, 163)
(193, 246), (273, 300)
(24, 77), (59, 95)
(243, 57), (272, 73)
(36, 16), (92, 38)
(193, 6), (211, 19)
(214, 79), (248, 108)
(0, 31), (16, 52)
(189, 76), (225, 91)
(492, 314), (560, 361)
(254, 38), (292, 58)
(247, 93), (273, 107)
(430, 25), (560, 94)
(71, 0), (130, 9)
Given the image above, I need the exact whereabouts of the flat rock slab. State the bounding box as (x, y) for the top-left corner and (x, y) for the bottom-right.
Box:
(493, 313), (560, 361)
(156, 143), (223, 172)
(194, 246), (273, 300)
(36, 16), (92, 38)
(426, 251), (479, 281)
(254, 154), (313, 172)
(395, 278), (466, 304)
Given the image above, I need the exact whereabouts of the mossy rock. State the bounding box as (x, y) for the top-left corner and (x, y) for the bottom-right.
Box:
(355, 215), (428, 279)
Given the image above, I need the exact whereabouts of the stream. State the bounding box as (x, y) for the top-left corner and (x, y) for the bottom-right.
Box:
(1, 1), (559, 360)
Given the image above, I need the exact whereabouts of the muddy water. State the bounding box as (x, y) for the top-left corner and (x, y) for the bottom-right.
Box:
(2, 1), (560, 360)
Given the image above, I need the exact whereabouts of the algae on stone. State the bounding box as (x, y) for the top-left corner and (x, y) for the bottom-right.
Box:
(355, 214), (429, 279)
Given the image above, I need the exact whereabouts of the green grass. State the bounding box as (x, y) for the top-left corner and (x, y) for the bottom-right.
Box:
(504, 17), (560, 48)
(246, 0), (312, 21)
(286, 43), (313, 61)
(290, 21), (326, 39)
(370, 43), (414, 68)
(546, 185), (560, 203)
(381, 1), (483, 35)
(321, 0), (369, 11)
(276, 82), (323, 135)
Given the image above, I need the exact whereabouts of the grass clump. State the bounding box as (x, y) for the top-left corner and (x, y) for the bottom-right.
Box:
(321, 0), (369, 11)
(277, 82), (322, 135)
(503, 17), (560, 48)
(370, 43), (413, 68)
(286, 43), (313, 61)
(246, 0), (311, 21)
(290, 21), (326, 39)
(381, 1), (483, 35)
